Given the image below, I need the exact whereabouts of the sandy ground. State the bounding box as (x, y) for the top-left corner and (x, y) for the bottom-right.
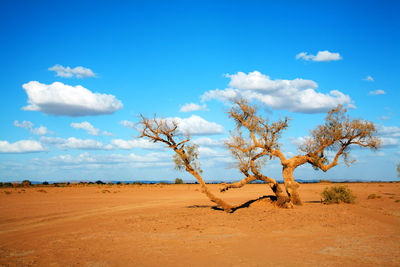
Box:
(0, 183), (399, 267)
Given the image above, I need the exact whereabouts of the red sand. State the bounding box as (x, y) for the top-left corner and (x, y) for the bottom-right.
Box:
(1, 183), (399, 266)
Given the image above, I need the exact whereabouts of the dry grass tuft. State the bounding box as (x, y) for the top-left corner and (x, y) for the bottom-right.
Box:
(321, 185), (356, 204)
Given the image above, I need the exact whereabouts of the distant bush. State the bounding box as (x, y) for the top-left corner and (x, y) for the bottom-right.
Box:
(21, 180), (31, 187)
(175, 178), (184, 184)
(95, 180), (105, 185)
(318, 179), (332, 183)
(321, 185), (356, 204)
(367, 193), (381, 199)
(42, 181), (49, 185)
(133, 181), (142, 185)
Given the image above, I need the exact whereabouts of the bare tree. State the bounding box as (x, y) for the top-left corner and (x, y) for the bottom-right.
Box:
(138, 115), (233, 212)
(221, 98), (380, 205)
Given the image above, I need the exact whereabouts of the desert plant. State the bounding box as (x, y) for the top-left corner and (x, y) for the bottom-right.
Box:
(175, 178), (184, 184)
(138, 98), (379, 211)
(42, 181), (49, 185)
(321, 185), (356, 204)
(21, 180), (31, 187)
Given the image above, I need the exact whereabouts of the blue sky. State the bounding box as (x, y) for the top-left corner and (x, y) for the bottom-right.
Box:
(0, 0), (399, 182)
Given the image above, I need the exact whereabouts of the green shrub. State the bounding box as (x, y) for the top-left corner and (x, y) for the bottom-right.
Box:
(321, 185), (356, 204)
(175, 178), (184, 184)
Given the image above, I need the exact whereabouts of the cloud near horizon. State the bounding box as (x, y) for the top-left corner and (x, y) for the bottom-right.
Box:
(296, 50), (342, 62)
(0, 140), (45, 153)
(48, 64), (96, 78)
(201, 71), (354, 113)
(22, 81), (123, 117)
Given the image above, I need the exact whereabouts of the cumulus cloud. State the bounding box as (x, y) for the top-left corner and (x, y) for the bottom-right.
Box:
(14, 120), (51, 135)
(376, 125), (400, 148)
(0, 140), (45, 153)
(48, 64), (96, 78)
(180, 103), (207, 112)
(296, 50), (342, 62)
(364, 75), (374, 82)
(110, 139), (161, 150)
(166, 115), (224, 135)
(201, 71), (354, 113)
(40, 136), (105, 150)
(192, 137), (226, 147)
(71, 121), (100, 136)
(33, 151), (172, 169)
(22, 81), (123, 117)
(368, 89), (386, 95)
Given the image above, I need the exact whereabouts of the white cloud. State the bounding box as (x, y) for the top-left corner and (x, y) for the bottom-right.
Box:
(22, 81), (123, 117)
(40, 136), (104, 150)
(48, 64), (96, 78)
(377, 125), (400, 137)
(296, 50), (342, 62)
(368, 89), (386, 95)
(110, 138), (161, 150)
(364, 75), (374, 82)
(167, 115), (224, 135)
(34, 151), (172, 169)
(180, 103), (207, 112)
(71, 121), (100, 136)
(380, 137), (399, 148)
(14, 120), (51, 135)
(120, 120), (136, 129)
(192, 137), (226, 147)
(201, 71), (354, 113)
(0, 140), (45, 153)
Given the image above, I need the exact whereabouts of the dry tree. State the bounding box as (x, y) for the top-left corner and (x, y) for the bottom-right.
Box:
(221, 98), (380, 205)
(138, 115), (233, 212)
(138, 98), (380, 211)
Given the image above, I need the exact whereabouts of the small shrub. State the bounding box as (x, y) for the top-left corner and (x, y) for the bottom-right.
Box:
(101, 189), (111, 193)
(395, 199), (400, 203)
(37, 189), (47, 193)
(321, 185), (356, 204)
(175, 178), (184, 184)
(318, 179), (332, 183)
(4, 191), (12, 194)
(367, 193), (381, 199)
(21, 180), (31, 187)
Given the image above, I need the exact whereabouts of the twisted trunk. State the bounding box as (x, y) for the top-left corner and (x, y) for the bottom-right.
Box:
(282, 166), (302, 205)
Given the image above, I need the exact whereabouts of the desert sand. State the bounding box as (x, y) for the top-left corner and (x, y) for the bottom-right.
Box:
(0, 183), (399, 266)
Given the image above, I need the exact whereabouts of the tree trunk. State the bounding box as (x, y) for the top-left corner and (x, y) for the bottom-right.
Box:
(186, 166), (233, 212)
(257, 175), (292, 208)
(282, 166), (302, 205)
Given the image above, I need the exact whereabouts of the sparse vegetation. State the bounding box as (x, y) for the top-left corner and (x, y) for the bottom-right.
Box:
(321, 185), (356, 204)
(318, 179), (332, 183)
(21, 180), (32, 187)
(175, 178), (183, 184)
(37, 189), (47, 193)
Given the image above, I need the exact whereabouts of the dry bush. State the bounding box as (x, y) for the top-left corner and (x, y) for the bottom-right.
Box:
(101, 189), (111, 193)
(321, 185), (356, 204)
(37, 189), (47, 193)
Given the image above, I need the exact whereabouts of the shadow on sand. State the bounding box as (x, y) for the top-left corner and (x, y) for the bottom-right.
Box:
(187, 195), (277, 213)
